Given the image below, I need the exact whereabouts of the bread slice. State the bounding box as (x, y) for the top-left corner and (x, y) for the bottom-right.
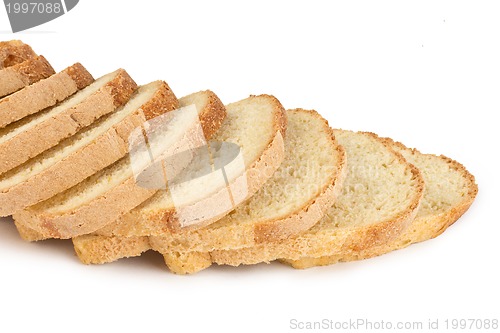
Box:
(92, 94), (287, 237)
(189, 130), (424, 274)
(0, 69), (137, 176)
(0, 81), (178, 216)
(0, 55), (55, 98)
(73, 108), (346, 268)
(0, 63), (94, 128)
(14, 91), (227, 238)
(283, 138), (478, 269)
(71, 95), (288, 263)
(0, 40), (37, 69)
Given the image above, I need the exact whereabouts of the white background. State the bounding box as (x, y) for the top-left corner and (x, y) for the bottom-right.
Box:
(0, 1), (497, 332)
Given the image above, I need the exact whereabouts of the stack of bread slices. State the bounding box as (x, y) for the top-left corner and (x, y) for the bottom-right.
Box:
(0, 40), (478, 274)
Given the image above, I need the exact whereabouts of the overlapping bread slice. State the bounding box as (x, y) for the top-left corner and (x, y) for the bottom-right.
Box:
(283, 138), (478, 268)
(0, 69), (137, 175)
(14, 90), (227, 238)
(192, 130), (424, 273)
(150, 110), (348, 274)
(0, 63), (94, 128)
(71, 95), (290, 264)
(0, 40), (36, 69)
(0, 55), (55, 98)
(0, 81), (178, 216)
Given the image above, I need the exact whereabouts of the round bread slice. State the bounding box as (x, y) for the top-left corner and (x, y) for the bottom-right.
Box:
(0, 55), (55, 98)
(0, 69), (137, 175)
(205, 130), (424, 272)
(0, 81), (178, 216)
(0, 62), (94, 128)
(14, 90), (227, 238)
(0, 40), (37, 69)
(71, 95), (288, 264)
(284, 138), (478, 269)
(146, 109), (347, 274)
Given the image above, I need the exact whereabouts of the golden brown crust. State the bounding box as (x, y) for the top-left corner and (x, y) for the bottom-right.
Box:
(0, 81), (178, 216)
(254, 109), (347, 243)
(14, 89), (224, 238)
(0, 69), (137, 176)
(64, 63), (94, 90)
(196, 90), (227, 140)
(13, 55), (55, 84)
(0, 40), (37, 69)
(140, 82), (179, 120)
(94, 94), (284, 237)
(0, 56), (55, 98)
(0, 62), (95, 128)
(206, 131), (425, 269)
(107, 69), (138, 107)
(72, 235), (150, 264)
(16, 176), (157, 238)
(283, 143), (478, 269)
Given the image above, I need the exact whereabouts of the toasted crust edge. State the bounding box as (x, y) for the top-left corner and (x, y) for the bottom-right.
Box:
(204, 131), (425, 269)
(1, 81), (178, 215)
(283, 141), (478, 269)
(0, 56), (55, 97)
(0, 40), (37, 69)
(0, 62), (95, 128)
(0, 69), (137, 176)
(16, 89), (225, 238)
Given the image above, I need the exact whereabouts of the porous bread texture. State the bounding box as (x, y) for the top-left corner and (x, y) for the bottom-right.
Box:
(0, 55), (55, 98)
(284, 138), (478, 268)
(150, 109), (345, 250)
(91, 94), (286, 236)
(14, 90), (227, 238)
(0, 81), (178, 215)
(0, 69), (137, 176)
(201, 130), (424, 273)
(0, 63), (94, 128)
(73, 235), (150, 265)
(70, 94), (288, 264)
(0, 40), (36, 69)
(73, 108), (346, 268)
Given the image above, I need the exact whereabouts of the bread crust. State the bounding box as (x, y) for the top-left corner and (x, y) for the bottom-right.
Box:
(0, 55), (55, 97)
(205, 131), (425, 269)
(73, 234), (150, 265)
(93, 94), (285, 237)
(0, 82), (178, 215)
(0, 40), (37, 69)
(15, 90), (227, 238)
(283, 141), (478, 269)
(0, 63), (94, 128)
(0, 69), (137, 176)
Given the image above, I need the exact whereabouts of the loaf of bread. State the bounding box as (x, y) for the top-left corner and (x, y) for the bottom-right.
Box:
(0, 40), (477, 275)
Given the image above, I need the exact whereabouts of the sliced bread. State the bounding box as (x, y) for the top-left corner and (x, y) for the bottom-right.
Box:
(195, 130), (424, 274)
(73, 108), (346, 268)
(283, 138), (478, 268)
(14, 91), (227, 238)
(0, 69), (137, 176)
(71, 95), (288, 263)
(0, 81), (178, 216)
(0, 40), (37, 69)
(0, 63), (94, 128)
(93, 94), (287, 236)
(0, 55), (55, 98)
